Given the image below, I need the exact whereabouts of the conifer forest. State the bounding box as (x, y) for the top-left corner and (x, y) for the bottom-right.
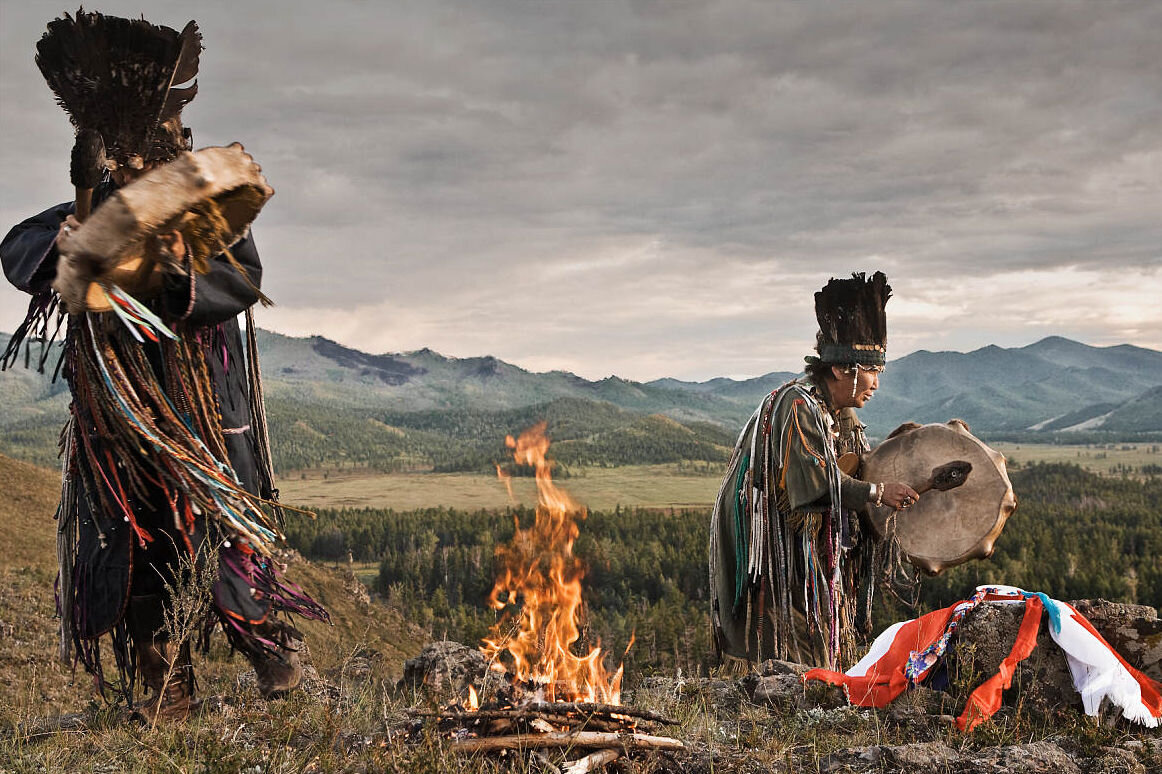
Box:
(284, 462), (1162, 678)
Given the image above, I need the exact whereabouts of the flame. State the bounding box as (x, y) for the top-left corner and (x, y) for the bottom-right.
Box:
(481, 422), (626, 705)
(467, 685), (479, 711)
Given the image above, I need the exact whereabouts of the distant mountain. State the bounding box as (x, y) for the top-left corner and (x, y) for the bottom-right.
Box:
(2, 330), (1160, 471)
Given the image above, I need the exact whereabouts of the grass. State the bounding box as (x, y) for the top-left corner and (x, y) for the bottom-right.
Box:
(279, 463), (726, 512)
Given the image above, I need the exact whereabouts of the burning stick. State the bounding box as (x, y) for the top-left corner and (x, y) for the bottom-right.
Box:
(449, 730), (686, 753)
(411, 702), (678, 726)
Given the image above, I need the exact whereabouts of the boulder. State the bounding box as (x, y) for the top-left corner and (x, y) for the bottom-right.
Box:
(947, 602), (1080, 722)
(1069, 599), (1162, 681)
(397, 640), (485, 702)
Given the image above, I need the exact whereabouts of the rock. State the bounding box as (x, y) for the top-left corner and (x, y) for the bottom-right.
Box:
(1069, 599), (1162, 681)
(881, 741), (960, 771)
(341, 571), (371, 607)
(966, 741), (1081, 774)
(758, 658), (809, 676)
(1091, 746), (1148, 774)
(820, 745), (881, 773)
(948, 602), (1080, 722)
(397, 640), (485, 702)
(749, 673), (808, 710)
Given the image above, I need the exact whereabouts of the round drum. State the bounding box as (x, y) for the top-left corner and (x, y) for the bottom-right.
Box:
(862, 420), (1016, 575)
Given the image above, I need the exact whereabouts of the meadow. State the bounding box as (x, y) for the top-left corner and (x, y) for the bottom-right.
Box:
(278, 443), (1160, 512)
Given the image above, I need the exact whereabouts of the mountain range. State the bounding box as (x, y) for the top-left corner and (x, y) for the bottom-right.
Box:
(2, 330), (1160, 472)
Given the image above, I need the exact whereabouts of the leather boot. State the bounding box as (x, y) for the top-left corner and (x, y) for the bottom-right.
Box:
(248, 620), (305, 699)
(132, 638), (199, 723)
(127, 594), (198, 723)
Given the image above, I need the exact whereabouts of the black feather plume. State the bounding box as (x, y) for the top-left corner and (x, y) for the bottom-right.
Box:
(813, 271), (892, 365)
(35, 9), (202, 166)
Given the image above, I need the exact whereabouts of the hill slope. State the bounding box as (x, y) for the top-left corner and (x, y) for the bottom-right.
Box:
(0, 453), (425, 726)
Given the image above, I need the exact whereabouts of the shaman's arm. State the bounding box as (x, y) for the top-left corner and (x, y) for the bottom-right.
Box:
(0, 201), (74, 294)
(161, 230), (264, 327)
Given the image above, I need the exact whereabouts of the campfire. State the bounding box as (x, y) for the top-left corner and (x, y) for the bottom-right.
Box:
(414, 423), (685, 772)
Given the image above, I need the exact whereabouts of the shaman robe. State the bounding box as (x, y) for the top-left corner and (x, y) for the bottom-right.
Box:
(709, 378), (876, 670)
(1, 184), (326, 693)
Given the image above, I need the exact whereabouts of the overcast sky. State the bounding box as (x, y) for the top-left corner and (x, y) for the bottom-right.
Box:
(1, 1), (1159, 381)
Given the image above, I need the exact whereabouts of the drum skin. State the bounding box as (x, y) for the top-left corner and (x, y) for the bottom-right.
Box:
(862, 420), (1017, 575)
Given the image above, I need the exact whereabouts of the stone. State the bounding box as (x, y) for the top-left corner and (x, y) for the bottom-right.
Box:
(750, 673), (808, 710)
(1091, 746), (1148, 774)
(397, 640), (485, 703)
(967, 741), (1082, 774)
(819, 745), (881, 773)
(881, 741), (961, 771)
(1069, 599), (1162, 681)
(758, 658), (809, 676)
(947, 602), (1080, 723)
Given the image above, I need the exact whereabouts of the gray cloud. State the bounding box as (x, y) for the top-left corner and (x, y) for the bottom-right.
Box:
(2, 0), (1159, 380)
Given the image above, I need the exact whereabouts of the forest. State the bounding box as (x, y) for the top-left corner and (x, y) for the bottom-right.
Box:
(284, 462), (1162, 677)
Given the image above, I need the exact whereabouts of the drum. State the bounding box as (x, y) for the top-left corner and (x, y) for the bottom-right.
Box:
(54, 143), (273, 313)
(861, 420), (1017, 575)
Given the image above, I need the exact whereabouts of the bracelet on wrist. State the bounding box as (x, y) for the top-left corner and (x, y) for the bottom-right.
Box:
(875, 482), (885, 508)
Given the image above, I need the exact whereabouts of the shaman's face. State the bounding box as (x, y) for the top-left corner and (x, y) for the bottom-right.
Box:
(829, 364), (881, 409)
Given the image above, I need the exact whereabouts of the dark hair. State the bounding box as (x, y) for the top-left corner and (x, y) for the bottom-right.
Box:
(805, 332), (854, 383)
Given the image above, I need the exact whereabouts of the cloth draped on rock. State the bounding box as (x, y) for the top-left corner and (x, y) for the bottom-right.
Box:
(805, 585), (1162, 730)
(710, 378), (879, 671)
(1, 186), (328, 700)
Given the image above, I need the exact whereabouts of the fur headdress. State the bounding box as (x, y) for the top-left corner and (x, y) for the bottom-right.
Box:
(35, 8), (202, 172)
(811, 271), (891, 366)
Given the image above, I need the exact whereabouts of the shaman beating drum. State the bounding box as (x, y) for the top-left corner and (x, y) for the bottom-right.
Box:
(54, 143), (273, 313)
(862, 420), (1016, 575)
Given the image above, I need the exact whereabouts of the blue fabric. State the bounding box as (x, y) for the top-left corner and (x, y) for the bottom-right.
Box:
(1023, 591), (1063, 634)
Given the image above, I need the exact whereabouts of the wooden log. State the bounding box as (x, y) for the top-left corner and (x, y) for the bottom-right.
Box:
(527, 702), (679, 726)
(412, 702), (677, 726)
(562, 748), (621, 774)
(450, 730), (686, 754)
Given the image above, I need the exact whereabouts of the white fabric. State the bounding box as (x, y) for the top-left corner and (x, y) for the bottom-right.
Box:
(1050, 603), (1159, 728)
(846, 620), (907, 677)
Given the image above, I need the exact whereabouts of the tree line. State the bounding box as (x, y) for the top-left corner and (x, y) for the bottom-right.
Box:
(283, 463), (1160, 676)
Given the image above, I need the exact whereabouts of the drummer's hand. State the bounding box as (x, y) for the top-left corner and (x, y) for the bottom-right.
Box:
(57, 214), (81, 242)
(158, 229), (187, 261)
(882, 482), (920, 510)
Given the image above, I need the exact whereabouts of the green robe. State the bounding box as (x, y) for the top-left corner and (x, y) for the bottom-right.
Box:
(709, 378), (876, 669)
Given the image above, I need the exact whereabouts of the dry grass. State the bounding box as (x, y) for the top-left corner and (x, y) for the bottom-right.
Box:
(994, 441), (1162, 478)
(278, 464), (725, 512)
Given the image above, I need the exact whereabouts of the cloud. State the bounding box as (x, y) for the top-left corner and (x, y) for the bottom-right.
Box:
(2, 0), (1159, 380)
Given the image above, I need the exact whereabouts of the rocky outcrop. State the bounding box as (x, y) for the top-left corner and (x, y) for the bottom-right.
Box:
(1070, 599), (1162, 681)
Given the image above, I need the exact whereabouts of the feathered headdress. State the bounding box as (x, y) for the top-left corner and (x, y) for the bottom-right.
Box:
(35, 8), (202, 172)
(812, 271), (892, 366)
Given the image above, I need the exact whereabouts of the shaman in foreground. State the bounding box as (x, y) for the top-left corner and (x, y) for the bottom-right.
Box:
(1, 10), (327, 720)
(709, 272), (917, 670)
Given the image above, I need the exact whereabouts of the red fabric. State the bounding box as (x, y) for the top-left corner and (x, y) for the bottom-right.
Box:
(957, 596), (1044, 731)
(1063, 602), (1162, 719)
(805, 603), (960, 708)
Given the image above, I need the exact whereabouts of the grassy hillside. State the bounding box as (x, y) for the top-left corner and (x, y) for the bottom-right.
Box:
(0, 454), (426, 730)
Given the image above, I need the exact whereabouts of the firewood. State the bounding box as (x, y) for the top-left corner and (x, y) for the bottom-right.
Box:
(450, 730), (686, 753)
(562, 748), (621, 774)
